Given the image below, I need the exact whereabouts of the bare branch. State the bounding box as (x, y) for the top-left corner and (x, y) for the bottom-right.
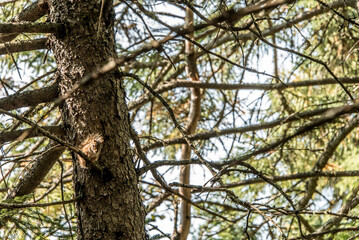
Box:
(146, 191), (171, 213)
(0, 22), (64, 34)
(250, 29), (355, 101)
(0, 0), (49, 43)
(225, 170), (359, 188)
(0, 82), (58, 111)
(0, 38), (47, 56)
(0, 197), (80, 209)
(143, 105), (357, 151)
(224, 105), (359, 167)
(0, 109), (90, 163)
(128, 77), (359, 110)
(0, 126), (63, 144)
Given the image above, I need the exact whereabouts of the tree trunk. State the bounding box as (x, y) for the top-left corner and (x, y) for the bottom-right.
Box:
(47, 1), (146, 239)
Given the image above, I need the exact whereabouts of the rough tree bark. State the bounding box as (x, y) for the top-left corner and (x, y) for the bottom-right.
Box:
(47, 1), (146, 239)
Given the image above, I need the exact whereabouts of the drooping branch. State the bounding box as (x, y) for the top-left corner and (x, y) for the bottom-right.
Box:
(12, 0), (48, 22)
(129, 0), (352, 69)
(131, 0), (297, 37)
(297, 115), (359, 209)
(0, 109), (91, 164)
(317, 185), (359, 233)
(6, 142), (66, 199)
(223, 105), (359, 168)
(124, 1), (357, 118)
(121, 0), (349, 103)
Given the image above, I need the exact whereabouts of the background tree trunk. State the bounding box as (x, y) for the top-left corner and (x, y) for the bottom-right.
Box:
(47, 1), (146, 239)
(177, 6), (201, 240)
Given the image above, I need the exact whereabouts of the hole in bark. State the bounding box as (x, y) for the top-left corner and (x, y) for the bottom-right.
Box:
(102, 167), (114, 184)
(115, 231), (124, 239)
(75, 182), (84, 195)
